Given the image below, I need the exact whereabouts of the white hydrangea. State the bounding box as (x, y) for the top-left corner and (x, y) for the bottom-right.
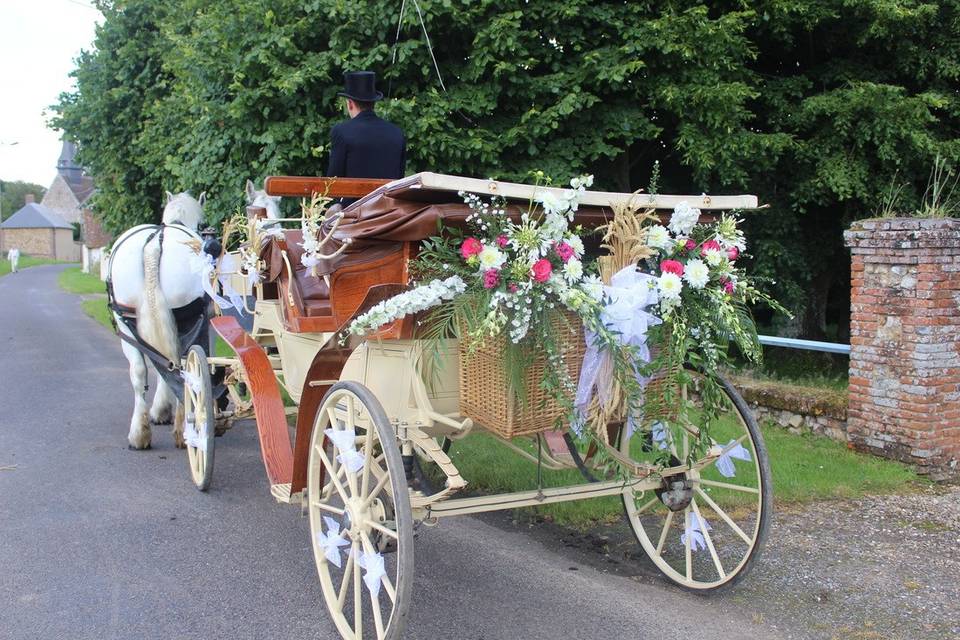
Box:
(683, 258), (710, 289)
(658, 272), (683, 301)
(646, 225), (672, 250)
(563, 258), (584, 283)
(668, 201), (700, 237)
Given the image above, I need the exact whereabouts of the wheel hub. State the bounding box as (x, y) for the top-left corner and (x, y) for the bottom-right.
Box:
(656, 474), (696, 512)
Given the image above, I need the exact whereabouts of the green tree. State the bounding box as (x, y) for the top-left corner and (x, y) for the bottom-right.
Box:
(0, 181), (46, 221)
(51, 0), (175, 232)
(54, 0), (960, 338)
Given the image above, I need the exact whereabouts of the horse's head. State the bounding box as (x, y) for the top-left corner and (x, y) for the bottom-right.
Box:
(162, 191), (206, 229)
(246, 180), (281, 219)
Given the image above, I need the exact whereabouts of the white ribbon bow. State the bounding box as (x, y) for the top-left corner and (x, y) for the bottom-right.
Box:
(316, 516), (350, 568)
(680, 511), (712, 552)
(191, 252), (247, 314)
(183, 418), (206, 451)
(715, 439), (752, 478)
(355, 550), (387, 598)
(574, 266), (661, 435)
(325, 428), (367, 473)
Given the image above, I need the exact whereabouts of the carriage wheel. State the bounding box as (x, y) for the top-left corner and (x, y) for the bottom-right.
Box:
(183, 345), (215, 491)
(308, 382), (414, 640)
(621, 373), (772, 591)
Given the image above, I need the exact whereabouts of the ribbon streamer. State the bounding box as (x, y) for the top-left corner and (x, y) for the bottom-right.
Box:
(355, 550), (387, 598)
(183, 418), (206, 451)
(680, 511), (712, 552)
(316, 516), (350, 568)
(715, 439), (752, 478)
(574, 266), (661, 432)
(324, 428), (367, 473)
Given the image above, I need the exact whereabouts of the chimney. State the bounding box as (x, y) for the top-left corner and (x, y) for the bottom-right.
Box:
(25, 194), (35, 204)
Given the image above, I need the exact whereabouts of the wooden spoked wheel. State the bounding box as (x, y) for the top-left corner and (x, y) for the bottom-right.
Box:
(183, 345), (216, 491)
(621, 373), (772, 591)
(308, 382), (413, 640)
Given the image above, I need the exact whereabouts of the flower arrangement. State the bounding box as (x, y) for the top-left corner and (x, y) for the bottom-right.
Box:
(348, 174), (641, 437)
(636, 201), (788, 454)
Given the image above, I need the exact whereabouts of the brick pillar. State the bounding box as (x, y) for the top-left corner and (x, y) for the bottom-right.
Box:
(844, 219), (960, 480)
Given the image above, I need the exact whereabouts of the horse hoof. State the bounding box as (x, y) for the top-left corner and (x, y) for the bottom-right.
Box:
(127, 443), (152, 451)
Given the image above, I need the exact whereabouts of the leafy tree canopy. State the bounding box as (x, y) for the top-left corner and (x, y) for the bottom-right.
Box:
(54, 0), (960, 336)
(0, 181), (47, 221)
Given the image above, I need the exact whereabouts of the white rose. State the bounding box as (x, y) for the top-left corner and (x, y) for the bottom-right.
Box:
(658, 272), (683, 301)
(683, 258), (710, 290)
(478, 246), (507, 270)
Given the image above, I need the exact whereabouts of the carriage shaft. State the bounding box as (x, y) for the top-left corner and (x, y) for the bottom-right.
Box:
(414, 477), (660, 519)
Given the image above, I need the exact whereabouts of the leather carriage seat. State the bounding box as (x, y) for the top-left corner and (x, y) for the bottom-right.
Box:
(261, 229), (409, 332)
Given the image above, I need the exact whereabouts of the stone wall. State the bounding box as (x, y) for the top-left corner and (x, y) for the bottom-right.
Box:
(732, 376), (848, 442)
(0, 228), (54, 257)
(41, 175), (82, 224)
(81, 209), (112, 249)
(845, 218), (960, 480)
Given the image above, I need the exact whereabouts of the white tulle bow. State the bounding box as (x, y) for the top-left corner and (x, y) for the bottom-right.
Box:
(183, 418), (206, 451)
(715, 439), (752, 478)
(316, 516), (350, 568)
(325, 428), (367, 473)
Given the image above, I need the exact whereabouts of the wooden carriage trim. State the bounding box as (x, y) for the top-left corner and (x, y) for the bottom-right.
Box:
(264, 176), (391, 199)
(211, 316), (294, 487)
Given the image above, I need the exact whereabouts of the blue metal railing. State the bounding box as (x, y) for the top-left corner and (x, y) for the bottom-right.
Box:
(756, 335), (850, 355)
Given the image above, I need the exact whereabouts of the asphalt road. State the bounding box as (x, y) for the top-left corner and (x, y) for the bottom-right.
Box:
(0, 265), (783, 640)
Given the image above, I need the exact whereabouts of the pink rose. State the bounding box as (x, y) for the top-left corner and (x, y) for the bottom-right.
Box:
(660, 259), (684, 276)
(554, 241), (574, 263)
(496, 235), (509, 248)
(684, 239), (697, 252)
(701, 239), (722, 256)
(724, 280), (735, 295)
(460, 237), (483, 259)
(508, 283), (519, 293)
(726, 246), (739, 261)
(482, 269), (500, 289)
(531, 259), (553, 283)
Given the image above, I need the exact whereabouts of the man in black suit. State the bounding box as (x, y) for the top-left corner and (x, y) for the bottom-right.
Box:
(327, 71), (406, 207)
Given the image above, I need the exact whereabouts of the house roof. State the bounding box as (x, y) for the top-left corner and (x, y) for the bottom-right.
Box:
(71, 175), (96, 205)
(0, 203), (74, 230)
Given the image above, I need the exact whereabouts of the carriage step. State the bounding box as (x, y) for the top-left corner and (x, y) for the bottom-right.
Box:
(270, 482), (303, 505)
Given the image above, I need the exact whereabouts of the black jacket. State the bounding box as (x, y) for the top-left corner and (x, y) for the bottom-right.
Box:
(326, 110), (406, 181)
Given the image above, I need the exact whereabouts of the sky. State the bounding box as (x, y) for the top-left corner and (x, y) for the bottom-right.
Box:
(0, 0), (101, 186)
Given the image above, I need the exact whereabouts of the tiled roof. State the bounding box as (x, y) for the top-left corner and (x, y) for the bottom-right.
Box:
(0, 203), (74, 230)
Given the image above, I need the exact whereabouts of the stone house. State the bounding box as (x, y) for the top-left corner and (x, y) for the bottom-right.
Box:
(0, 195), (81, 261)
(41, 141), (111, 273)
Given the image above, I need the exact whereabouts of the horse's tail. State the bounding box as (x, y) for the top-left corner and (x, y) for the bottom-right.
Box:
(137, 235), (179, 367)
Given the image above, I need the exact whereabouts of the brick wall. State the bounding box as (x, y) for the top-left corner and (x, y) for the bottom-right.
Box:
(844, 218), (960, 480)
(81, 208), (112, 249)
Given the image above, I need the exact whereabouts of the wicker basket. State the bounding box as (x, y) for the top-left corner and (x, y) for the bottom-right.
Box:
(458, 312), (586, 439)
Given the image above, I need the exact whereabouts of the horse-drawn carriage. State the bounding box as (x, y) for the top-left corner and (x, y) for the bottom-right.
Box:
(118, 174), (772, 640)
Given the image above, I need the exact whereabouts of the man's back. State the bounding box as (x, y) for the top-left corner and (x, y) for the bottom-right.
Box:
(327, 110), (406, 180)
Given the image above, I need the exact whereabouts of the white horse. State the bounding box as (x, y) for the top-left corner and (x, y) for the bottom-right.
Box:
(109, 191), (207, 449)
(246, 179), (281, 218)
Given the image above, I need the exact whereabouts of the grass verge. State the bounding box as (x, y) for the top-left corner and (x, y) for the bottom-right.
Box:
(58, 267), (106, 294)
(1, 256), (72, 277)
(440, 422), (925, 529)
(81, 297), (113, 330)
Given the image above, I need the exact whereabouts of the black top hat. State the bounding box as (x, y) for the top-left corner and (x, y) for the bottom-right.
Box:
(338, 71), (383, 102)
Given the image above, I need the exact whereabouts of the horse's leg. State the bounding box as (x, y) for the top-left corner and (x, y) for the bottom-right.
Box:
(149, 378), (175, 425)
(172, 402), (185, 449)
(121, 337), (152, 450)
